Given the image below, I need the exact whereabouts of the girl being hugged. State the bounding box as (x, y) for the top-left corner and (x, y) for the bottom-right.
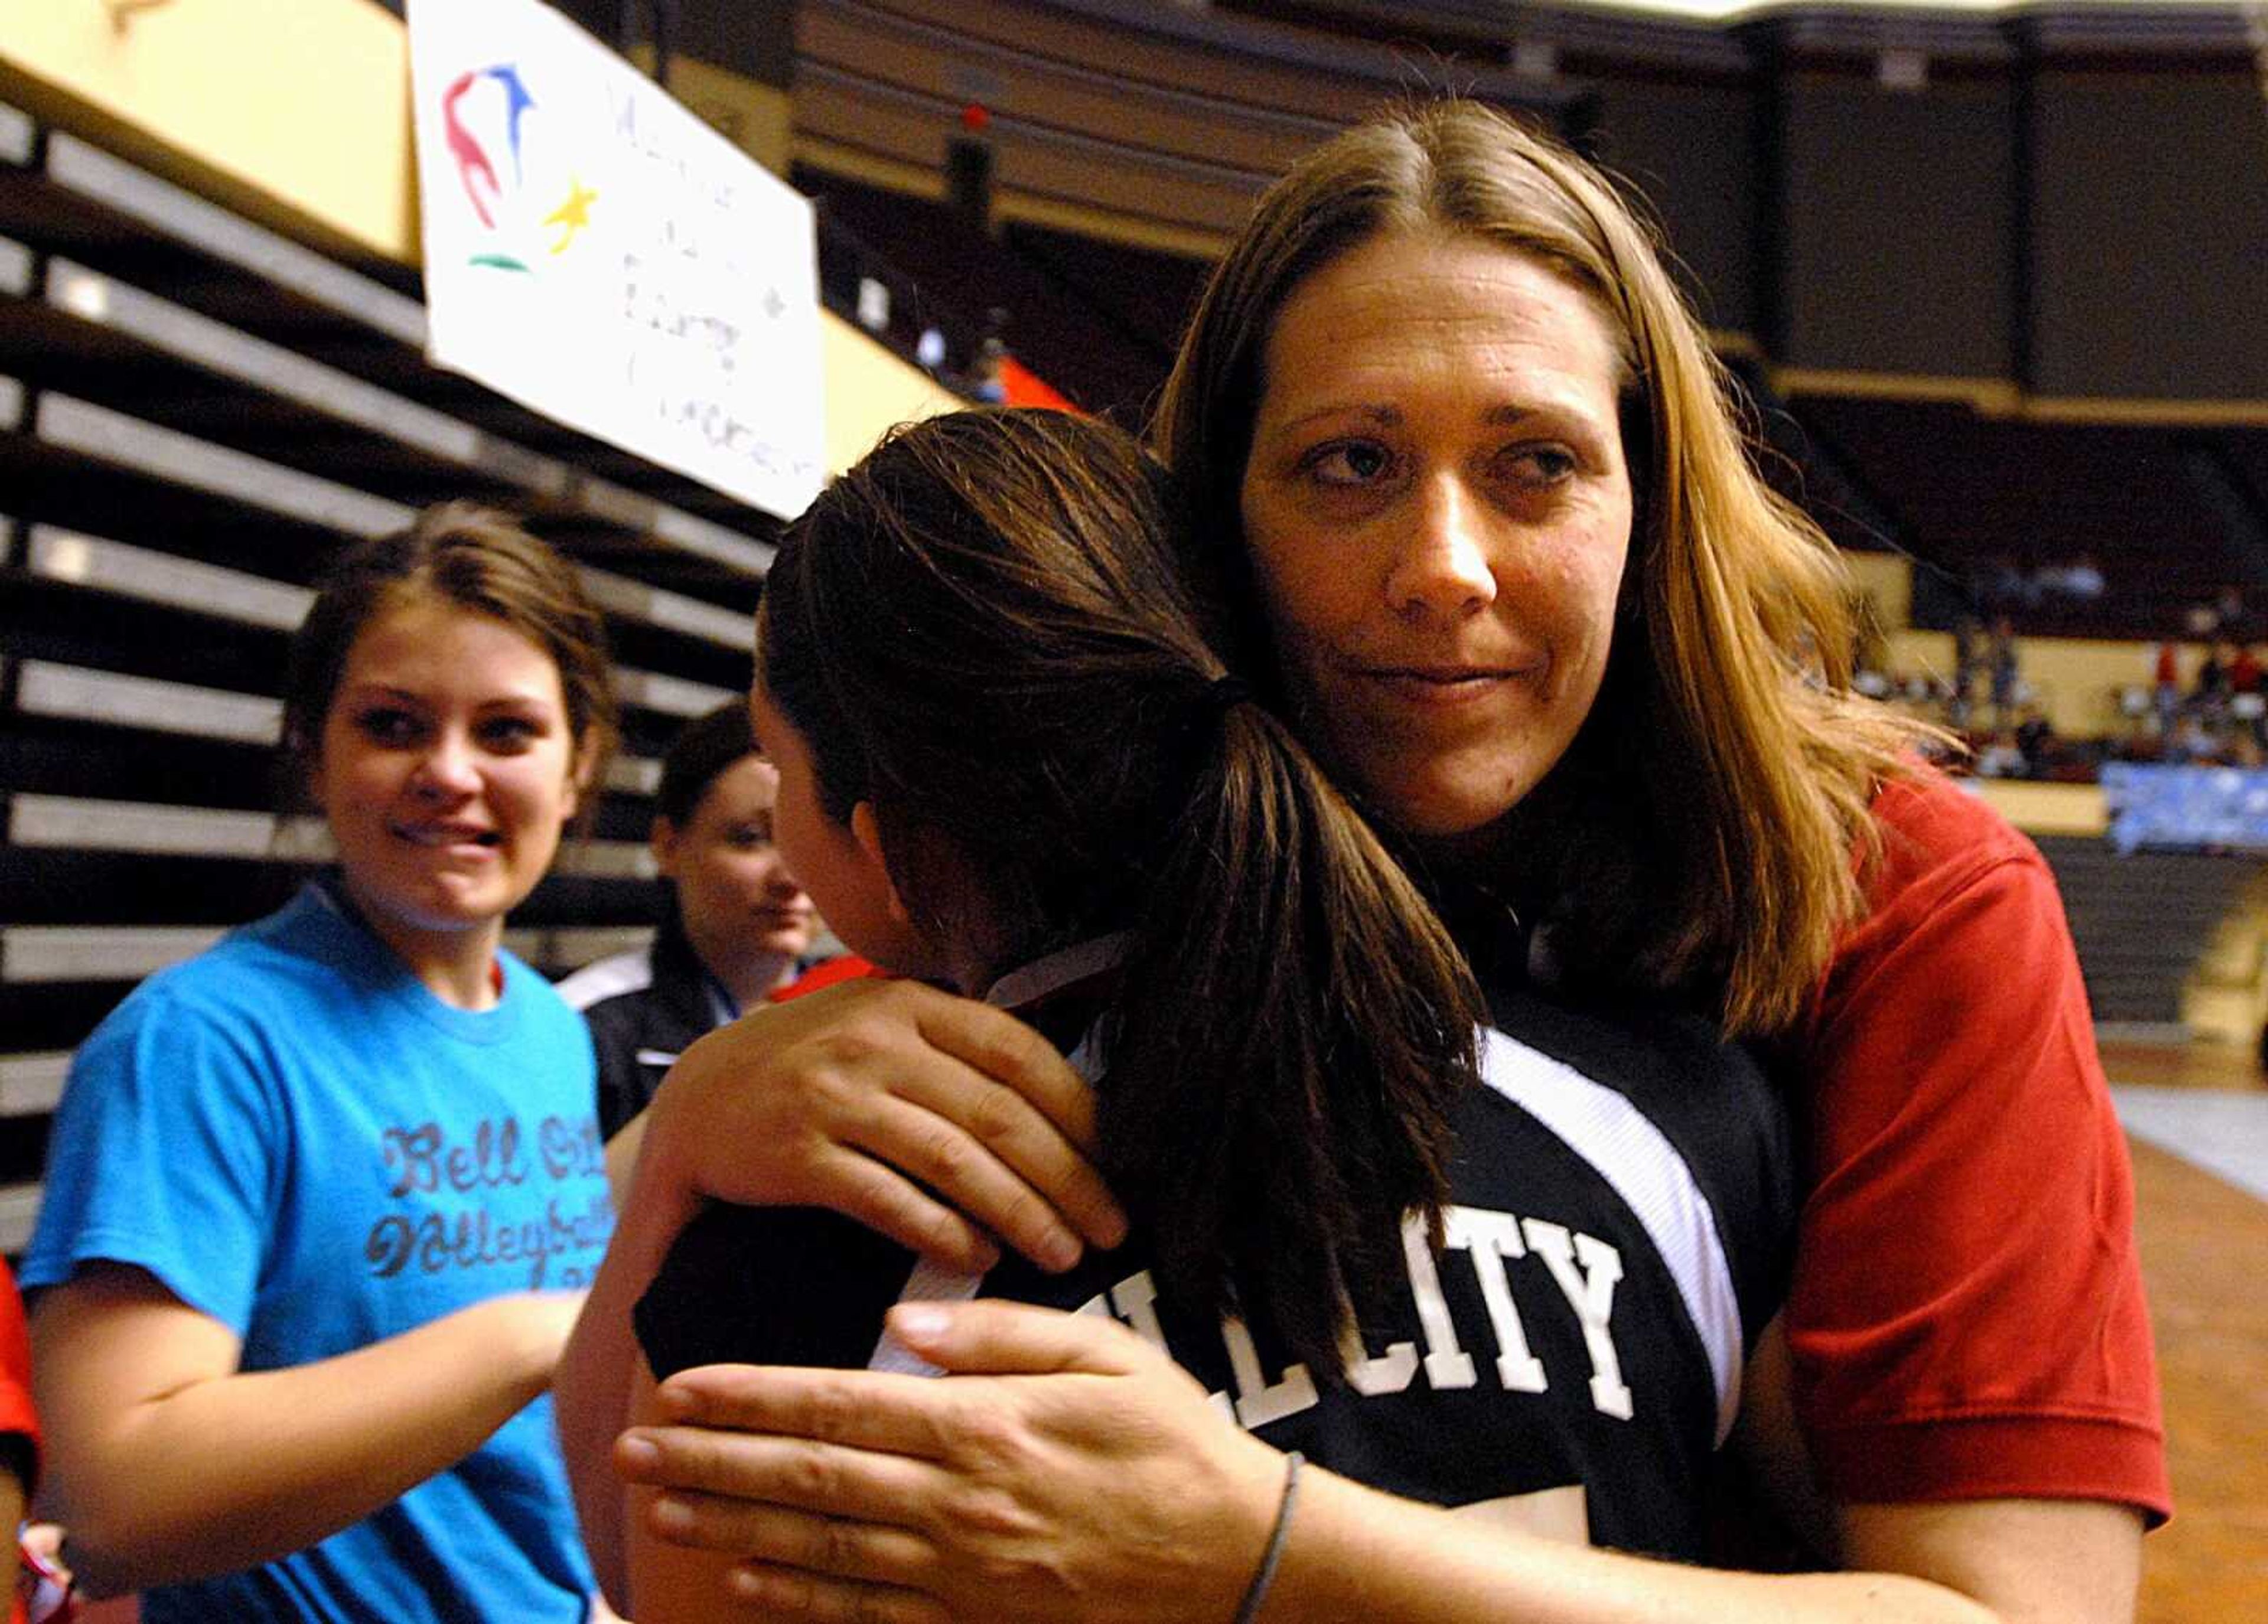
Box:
(591, 410), (1791, 1620)
(24, 506), (618, 1620)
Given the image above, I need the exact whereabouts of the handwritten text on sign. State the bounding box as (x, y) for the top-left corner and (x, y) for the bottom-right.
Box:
(409, 0), (823, 520)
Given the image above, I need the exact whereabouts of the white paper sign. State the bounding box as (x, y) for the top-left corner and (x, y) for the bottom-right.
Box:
(408, 0), (823, 520)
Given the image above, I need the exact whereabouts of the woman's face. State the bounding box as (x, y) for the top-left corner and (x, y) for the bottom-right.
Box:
(656, 754), (819, 979)
(1238, 229), (1635, 842)
(313, 594), (582, 945)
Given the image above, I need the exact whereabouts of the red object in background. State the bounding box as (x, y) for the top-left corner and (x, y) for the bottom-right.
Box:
(768, 956), (881, 1003)
(960, 102), (989, 133)
(999, 356), (1078, 412)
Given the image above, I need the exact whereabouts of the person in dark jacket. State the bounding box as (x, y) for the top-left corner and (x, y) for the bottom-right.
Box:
(558, 703), (820, 1139)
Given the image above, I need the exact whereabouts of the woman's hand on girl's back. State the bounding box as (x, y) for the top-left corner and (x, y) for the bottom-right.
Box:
(633, 977), (1127, 1274)
(620, 1299), (1288, 1624)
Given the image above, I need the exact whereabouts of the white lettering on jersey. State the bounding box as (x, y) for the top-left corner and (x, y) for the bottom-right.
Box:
(1107, 1271), (1168, 1350)
(1400, 1216), (1480, 1389)
(1080, 1202), (1632, 1430)
(1340, 1316), (1420, 1398)
(1521, 1219), (1634, 1420)
(1222, 1316), (1321, 1427)
(1104, 1272), (1238, 1423)
(1444, 1207), (1549, 1394)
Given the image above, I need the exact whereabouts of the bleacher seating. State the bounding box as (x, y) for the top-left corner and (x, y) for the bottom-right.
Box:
(1793, 396), (2268, 641)
(791, 0), (1573, 245)
(799, 169), (1198, 420)
(0, 100), (774, 1250)
(2034, 836), (2266, 1029)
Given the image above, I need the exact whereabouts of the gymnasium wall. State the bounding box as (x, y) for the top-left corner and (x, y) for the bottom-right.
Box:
(0, 0), (954, 474)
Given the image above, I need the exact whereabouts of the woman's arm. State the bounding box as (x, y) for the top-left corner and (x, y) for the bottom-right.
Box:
(618, 1300), (2139, 1624)
(31, 1262), (581, 1597)
(1731, 1328), (2142, 1624)
(557, 975), (1126, 1607)
(562, 1098), (709, 1609)
(1260, 1478), (2129, 1624)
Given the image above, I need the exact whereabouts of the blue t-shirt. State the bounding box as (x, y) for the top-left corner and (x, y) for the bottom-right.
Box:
(24, 883), (610, 1623)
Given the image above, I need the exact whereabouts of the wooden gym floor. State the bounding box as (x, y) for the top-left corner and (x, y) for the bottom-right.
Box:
(2102, 1038), (2268, 1619)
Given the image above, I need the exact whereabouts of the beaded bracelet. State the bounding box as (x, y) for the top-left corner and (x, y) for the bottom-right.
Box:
(1233, 1450), (1305, 1624)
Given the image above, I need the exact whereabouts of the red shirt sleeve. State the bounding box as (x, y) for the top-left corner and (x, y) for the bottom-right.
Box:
(1784, 772), (2169, 1520)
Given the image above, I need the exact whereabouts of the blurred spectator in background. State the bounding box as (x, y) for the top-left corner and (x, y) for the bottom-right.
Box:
(1975, 728), (2029, 778)
(2171, 708), (2223, 765)
(2233, 645), (2266, 754)
(2231, 642), (2262, 700)
(970, 335), (1009, 403)
(2015, 705), (2059, 775)
(1974, 553), (2036, 613)
(1989, 615), (2022, 725)
(2197, 641), (2234, 709)
(2156, 640), (2183, 736)
(558, 703), (823, 1142)
(1951, 614), (1983, 728)
(2037, 552), (2106, 604)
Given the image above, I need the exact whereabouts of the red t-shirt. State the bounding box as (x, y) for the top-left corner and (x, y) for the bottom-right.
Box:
(1783, 771), (2169, 1519)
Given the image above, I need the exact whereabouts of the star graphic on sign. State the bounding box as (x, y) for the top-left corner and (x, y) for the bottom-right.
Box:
(544, 178), (598, 254)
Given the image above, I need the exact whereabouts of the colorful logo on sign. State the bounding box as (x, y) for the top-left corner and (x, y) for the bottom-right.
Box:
(441, 63), (597, 270)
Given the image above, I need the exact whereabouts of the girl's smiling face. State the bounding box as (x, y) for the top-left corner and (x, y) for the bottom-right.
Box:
(314, 593), (584, 965)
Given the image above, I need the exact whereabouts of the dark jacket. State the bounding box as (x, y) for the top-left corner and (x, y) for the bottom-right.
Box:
(555, 915), (727, 1140)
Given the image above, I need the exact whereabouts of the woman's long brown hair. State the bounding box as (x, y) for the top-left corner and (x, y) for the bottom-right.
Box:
(760, 409), (1484, 1378)
(1153, 101), (1943, 1037)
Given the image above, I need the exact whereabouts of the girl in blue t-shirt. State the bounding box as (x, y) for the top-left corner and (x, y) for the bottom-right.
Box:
(23, 506), (620, 1622)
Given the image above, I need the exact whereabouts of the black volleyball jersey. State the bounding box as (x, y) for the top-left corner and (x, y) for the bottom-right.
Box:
(635, 945), (1794, 1560)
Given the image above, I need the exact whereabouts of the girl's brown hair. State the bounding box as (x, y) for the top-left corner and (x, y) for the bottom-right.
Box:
(654, 702), (761, 829)
(284, 502), (618, 821)
(1152, 99), (1939, 1036)
(760, 408), (1484, 1377)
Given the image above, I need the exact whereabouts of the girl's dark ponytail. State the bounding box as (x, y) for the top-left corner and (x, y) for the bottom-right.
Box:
(761, 408), (1482, 1382)
(1106, 683), (1482, 1377)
